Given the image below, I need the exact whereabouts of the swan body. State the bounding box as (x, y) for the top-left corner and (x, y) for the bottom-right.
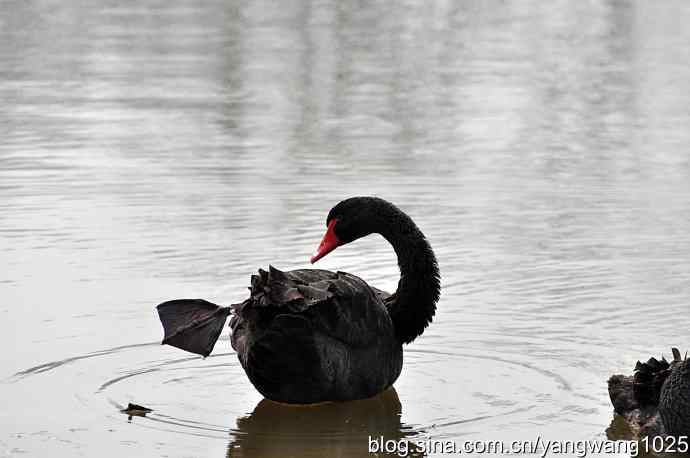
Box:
(156, 197), (440, 403)
(229, 267), (402, 403)
(659, 353), (690, 437)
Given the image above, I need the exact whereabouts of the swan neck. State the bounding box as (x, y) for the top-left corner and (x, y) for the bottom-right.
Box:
(379, 208), (440, 344)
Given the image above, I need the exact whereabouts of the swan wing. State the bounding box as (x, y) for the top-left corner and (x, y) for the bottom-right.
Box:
(231, 266), (393, 350)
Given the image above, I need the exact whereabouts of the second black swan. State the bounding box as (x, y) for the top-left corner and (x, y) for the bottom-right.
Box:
(156, 197), (440, 403)
(608, 348), (690, 439)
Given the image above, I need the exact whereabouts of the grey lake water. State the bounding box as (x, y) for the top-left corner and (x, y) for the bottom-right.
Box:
(1, 1), (690, 457)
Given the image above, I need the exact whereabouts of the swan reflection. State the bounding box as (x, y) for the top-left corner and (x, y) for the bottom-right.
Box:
(227, 388), (424, 457)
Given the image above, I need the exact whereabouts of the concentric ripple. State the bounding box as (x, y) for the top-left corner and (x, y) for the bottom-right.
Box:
(4, 337), (577, 457)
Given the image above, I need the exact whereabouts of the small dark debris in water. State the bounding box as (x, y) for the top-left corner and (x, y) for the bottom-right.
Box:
(120, 403), (153, 421)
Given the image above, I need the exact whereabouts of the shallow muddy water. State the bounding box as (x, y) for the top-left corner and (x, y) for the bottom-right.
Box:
(1, 1), (690, 457)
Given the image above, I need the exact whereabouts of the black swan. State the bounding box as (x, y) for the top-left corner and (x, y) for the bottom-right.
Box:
(608, 348), (690, 439)
(156, 197), (440, 403)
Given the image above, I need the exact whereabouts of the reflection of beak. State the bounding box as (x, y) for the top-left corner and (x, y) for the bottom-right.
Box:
(310, 219), (340, 264)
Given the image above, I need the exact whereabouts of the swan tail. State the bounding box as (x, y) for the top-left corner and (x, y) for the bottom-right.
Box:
(632, 353), (674, 407)
(156, 299), (231, 357)
(238, 265), (334, 312)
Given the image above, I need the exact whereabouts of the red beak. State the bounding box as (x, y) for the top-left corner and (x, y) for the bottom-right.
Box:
(311, 219), (340, 264)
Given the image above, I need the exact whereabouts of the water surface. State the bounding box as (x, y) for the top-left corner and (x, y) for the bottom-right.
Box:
(2, 1), (690, 457)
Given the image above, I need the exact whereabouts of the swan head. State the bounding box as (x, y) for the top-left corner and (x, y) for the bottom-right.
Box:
(310, 197), (387, 263)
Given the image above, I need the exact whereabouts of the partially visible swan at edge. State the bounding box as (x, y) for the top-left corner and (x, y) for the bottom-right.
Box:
(608, 348), (690, 439)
